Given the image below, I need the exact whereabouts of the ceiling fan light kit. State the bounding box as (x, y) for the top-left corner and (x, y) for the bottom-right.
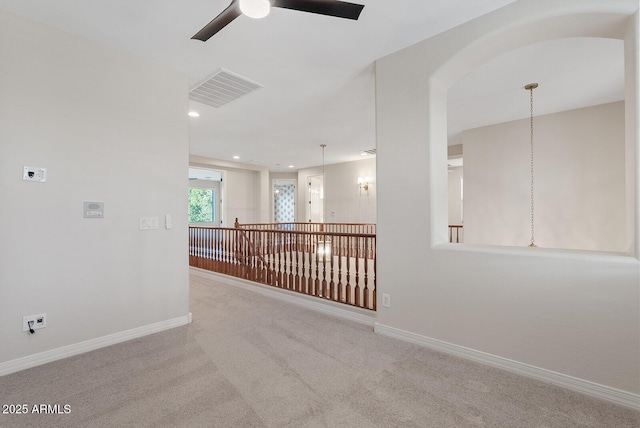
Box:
(239, 0), (271, 19)
(192, 0), (365, 41)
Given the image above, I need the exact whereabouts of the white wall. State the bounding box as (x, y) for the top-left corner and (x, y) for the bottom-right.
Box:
(187, 157), (376, 226)
(447, 167), (463, 226)
(190, 156), (270, 226)
(375, 0), (639, 400)
(297, 157), (376, 223)
(447, 144), (464, 231)
(625, 6), (640, 256)
(463, 101), (626, 252)
(225, 169), (262, 224)
(0, 10), (190, 369)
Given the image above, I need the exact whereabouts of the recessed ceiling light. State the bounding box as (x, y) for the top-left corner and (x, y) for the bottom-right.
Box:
(288, 165), (294, 168)
(188, 111), (200, 117)
(233, 155), (240, 159)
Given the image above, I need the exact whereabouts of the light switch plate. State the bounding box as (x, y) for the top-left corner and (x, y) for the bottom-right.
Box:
(140, 217), (158, 230)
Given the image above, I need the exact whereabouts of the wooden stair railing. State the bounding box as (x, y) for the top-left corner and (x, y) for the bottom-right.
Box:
(190, 221), (376, 311)
(234, 219), (268, 272)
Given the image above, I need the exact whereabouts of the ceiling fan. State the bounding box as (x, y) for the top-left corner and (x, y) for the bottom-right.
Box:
(192, 0), (365, 42)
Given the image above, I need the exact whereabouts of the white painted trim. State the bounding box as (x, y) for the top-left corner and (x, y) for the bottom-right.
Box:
(0, 315), (190, 377)
(190, 267), (376, 326)
(374, 323), (640, 411)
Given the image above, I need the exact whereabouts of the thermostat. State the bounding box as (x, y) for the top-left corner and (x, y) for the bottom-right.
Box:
(84, 202), (104, 218)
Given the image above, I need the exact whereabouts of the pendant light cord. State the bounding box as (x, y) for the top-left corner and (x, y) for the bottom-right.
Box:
(321, 144), (326, 222)
(525, 83), (538, 248)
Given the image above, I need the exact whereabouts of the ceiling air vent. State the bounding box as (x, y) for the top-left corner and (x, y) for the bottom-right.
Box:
(189, 68), (263, 108)
(363, 148), (376, 155)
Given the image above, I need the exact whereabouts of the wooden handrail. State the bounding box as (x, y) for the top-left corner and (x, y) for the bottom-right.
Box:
(235, 218), (376, 234)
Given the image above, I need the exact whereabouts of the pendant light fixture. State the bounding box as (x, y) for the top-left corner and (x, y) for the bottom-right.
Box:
(316, 144), (331, 256)
(308, 144), (327, 222)
(320, 144), (327, 219)
(525, 83), (538, 248)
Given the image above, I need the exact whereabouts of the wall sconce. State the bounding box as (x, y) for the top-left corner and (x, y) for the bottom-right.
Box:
(358, 176), (370, 195)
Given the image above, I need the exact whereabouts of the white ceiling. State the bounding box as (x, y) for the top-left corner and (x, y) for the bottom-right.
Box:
(0, 0), (626, 170)
(448, 37), (625, 137)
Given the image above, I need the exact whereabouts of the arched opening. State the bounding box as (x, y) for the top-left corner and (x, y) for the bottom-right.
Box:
(429, 9), (638, 256)
(446, 37), (626, 252)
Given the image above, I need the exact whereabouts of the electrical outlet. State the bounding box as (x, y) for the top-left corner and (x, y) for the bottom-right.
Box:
(382, 294), (391, 308)
(23, 313), (47, 332)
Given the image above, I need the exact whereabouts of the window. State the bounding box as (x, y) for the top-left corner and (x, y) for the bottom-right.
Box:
(188, 188), (215, 223)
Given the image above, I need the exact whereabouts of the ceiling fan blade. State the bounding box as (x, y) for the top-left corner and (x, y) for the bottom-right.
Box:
(192, 1), (242, 42)
(271, 0), (364, 20)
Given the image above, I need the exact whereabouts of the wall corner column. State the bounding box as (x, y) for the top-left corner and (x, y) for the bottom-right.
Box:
(625, 10), (640, 257)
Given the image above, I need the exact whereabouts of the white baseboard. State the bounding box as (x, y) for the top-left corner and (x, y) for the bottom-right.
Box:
(374, 323), (640, 411)
(0, 314), (191, 377)
(190, 267), (376, 327)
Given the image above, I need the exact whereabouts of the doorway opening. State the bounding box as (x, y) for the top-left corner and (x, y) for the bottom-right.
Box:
(188, 167), (223, 226)
(273, 179), (296, 223)
(307, 174), (324, 223)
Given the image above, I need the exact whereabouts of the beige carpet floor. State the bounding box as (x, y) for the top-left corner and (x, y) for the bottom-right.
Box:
(1, 273), (638, 428)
